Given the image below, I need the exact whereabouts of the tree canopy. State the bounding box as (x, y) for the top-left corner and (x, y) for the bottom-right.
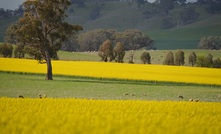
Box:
(175, 50), (185, 66)
(198, 36), (221, 50)
(164, 51), (174, 65)
(7, 0), (82, 80)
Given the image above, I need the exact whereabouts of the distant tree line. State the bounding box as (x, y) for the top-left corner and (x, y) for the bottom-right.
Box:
(0, 6), (23, 18)
(198, 36), (221, 50)
(163, 50), (221, 68)
(63, 29), (155, 52)
(1, 43), (220, 68)
(93, 29), (154, 63)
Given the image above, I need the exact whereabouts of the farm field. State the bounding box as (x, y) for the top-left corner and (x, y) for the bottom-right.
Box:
(58, 49), (221, 64)
(1, 54), (221, 134)
(1, 58), (221, 85)
(1, 73), (221, 101)
(0, 98), (221, 134)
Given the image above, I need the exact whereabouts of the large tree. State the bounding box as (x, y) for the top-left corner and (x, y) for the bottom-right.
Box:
(9, 0), (82, 80)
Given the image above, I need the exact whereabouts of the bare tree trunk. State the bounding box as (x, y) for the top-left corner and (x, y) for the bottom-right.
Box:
(45, 50), (53, 80)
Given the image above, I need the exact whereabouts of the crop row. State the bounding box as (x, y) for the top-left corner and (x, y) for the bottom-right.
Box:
(0, 98), (221, 134)
(0, 58), (221, 85)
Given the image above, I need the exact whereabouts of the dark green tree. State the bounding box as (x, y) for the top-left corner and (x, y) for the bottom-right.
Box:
(113, 42), (125, 63)
(116, 29), (154, 63)
(180, 7), (199, 25)
(207, 53), (213, 66)
(198, 36), (221, 50)
(213, 58), (221, 68)
(98, 40), (114, 62)
(175, 50), (185, 66)
(136, 0), (145, 8)
(7, 0), (83, 80)
(0, 43), (13, 58)
(196, 56), (211, 68)
(188, 52), (197, 67)
(140, 52), (151, 64)
(77, 29), (116, 51)
(160, 0), (174, 14)
(14, 44), (25, 58)
(164, 51), (174, 65)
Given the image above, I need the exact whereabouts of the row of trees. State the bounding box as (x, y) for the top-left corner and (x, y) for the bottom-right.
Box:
(1, 43), (220, 69)
(62, 29), (155, 52)
(163, 50), (221, 68)
(97, 38), (153, 63)
(98, 40), (125, 62)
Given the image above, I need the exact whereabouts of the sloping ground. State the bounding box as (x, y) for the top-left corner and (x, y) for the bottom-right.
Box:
(0, 2), (221, 49)
(149, 23), (221, 49)
(0, 17), (19, 42)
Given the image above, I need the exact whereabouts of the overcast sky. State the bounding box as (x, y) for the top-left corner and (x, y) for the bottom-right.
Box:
(0, 0), (197, 10)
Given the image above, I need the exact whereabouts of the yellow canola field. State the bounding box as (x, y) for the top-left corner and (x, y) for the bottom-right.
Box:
(0, 58), (221, 85)
(0, 98), (221, 134)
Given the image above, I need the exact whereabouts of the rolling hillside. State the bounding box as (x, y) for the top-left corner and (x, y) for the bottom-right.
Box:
(0, 1), (221, 49)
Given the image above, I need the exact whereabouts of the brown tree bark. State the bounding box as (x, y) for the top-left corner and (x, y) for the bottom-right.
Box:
(45, 50), (53, 80)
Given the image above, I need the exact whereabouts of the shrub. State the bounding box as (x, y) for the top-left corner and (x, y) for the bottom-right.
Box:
(188, 52), (197, 67)
(0, 43), (13, 58)
(140, 52), (151, 64)
(175, 50), (185, 66)
(163, 51), (174, 65)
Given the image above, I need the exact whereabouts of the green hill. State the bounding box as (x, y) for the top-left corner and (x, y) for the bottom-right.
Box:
(0, 2), (221, 49)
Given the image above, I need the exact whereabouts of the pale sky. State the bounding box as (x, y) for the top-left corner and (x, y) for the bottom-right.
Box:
(0, 0), (25, 10)
(0, 0), (197, 10)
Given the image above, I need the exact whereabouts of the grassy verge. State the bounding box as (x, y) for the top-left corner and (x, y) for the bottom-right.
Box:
(58, 49), (221, 64)
(0, 72), (220, 102)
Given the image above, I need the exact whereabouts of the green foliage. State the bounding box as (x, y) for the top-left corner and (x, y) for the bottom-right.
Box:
(188, 52), (197, 66)
(1, 2), (221, 50)
(14, 44), (25, 58)
(140, 52), (151, 64)
(6, 0), (83, 80)
(198, 36), (221, 50)
(196, 56), (211, 67)
(196, 53), (217, 68)
(175, 50), (185, 66)
(164, 51), (174, 65)
(77, 29), (154, 52)
(0, 43), (13, 58)
(207, 53), (213, 66)
(113, 42), (125, 63)
(77, 29), (116, 51)
(160, 0), (174, 14)
(116, 29), (154, 50)
(98, 40), (114, 62)
(180, 7), (199, 25)
(213, 58), (221, 68)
